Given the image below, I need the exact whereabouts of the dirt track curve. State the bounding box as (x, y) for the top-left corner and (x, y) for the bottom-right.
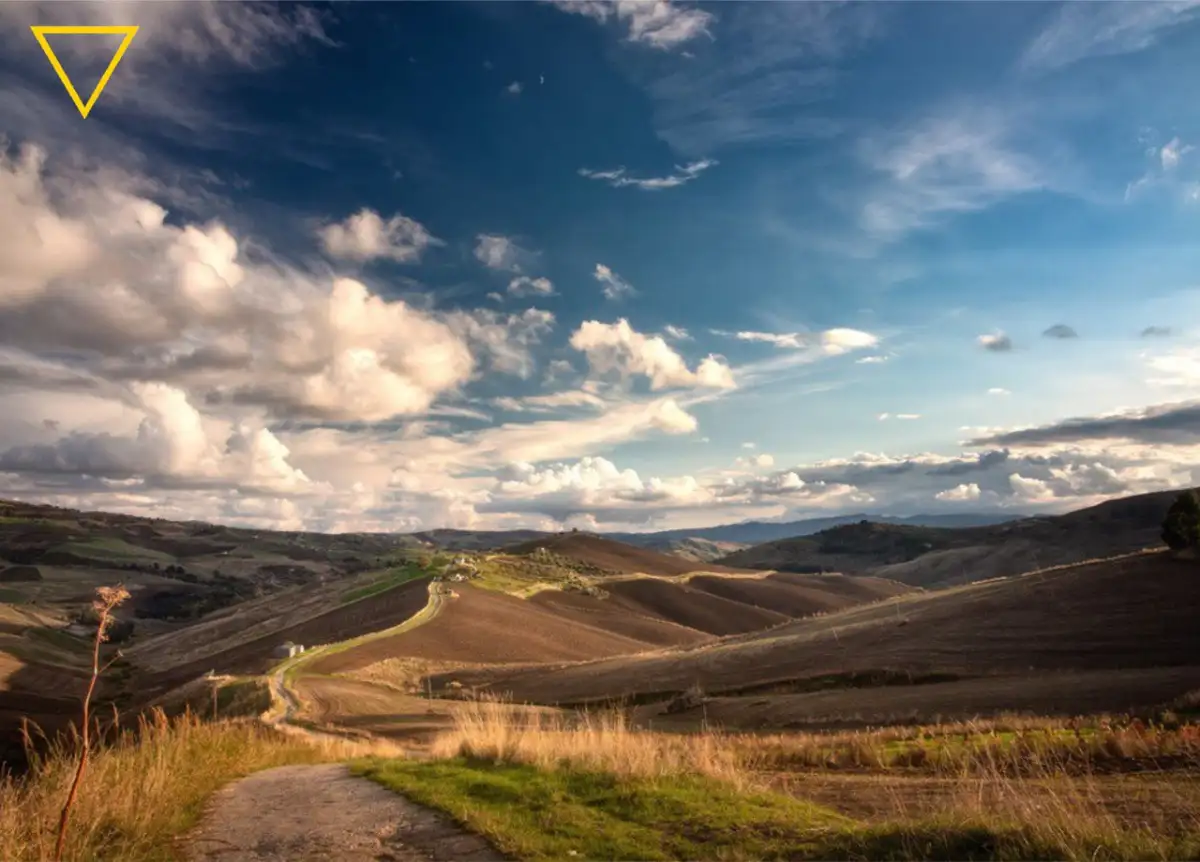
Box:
(184, 763), (503, 862)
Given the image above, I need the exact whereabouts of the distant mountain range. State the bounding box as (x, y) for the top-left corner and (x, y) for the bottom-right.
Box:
(409, 512), (1021, 554)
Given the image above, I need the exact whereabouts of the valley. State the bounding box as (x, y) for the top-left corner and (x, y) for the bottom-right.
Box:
(1, 489), (1198, 860)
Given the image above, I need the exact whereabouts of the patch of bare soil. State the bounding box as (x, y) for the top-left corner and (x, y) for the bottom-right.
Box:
(604, 578), (789, 636)
(184, 763), (502, 861)
(635, 667), (1200, 732)
(689, 573), (911, 617)
(307, 585), (654, 674)
(527, 589), (711, 647)
(132, 577), (434, 689)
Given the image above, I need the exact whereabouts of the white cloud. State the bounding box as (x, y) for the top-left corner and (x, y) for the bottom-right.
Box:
(856, 354), (889, 364)
(663, 324), (690, 340)
(1144, 346), (1200, 388)
(551, 0), (715, 50)
(317, 209), (442, 263)
(860, 111), (1044, 240)
(735, 452), (775, 469)
(506, 81), (523, 95)
(593, 263), (638, 300)
(721, 328), (879, 355)
(569, 319), (735, 391)
(978, 332), (1014, 352)
(935, 483), (981, 502)
(877, 412), (918, 421)
(1019, 2), (1200, 74)
(445, 308), (555, 380)
(1160, 137), (1193, 171)
(578, 159), (716, 190)
(1009, 473), (1054, 502)
(988, 387), (1012, 396)
(474, 234), (533, 273)
(507, 276), (556, 297)
(741, 442), (757, 449)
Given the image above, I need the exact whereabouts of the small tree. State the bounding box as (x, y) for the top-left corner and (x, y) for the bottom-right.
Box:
(1161, 490), (1200, 552)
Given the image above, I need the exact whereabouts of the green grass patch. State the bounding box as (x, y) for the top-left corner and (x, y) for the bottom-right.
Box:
(342, 562), (428, 603)
(57, 536), (175, 563)
(355, 757), (850, 861)
(355, 758), (1197, 861)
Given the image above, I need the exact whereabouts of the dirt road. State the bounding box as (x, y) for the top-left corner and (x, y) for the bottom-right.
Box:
(184, 763), (503, 861)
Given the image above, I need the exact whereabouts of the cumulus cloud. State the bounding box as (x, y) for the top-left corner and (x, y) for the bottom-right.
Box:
(735, 452), (775, 469)
(663, 325), (690, 340)
(569, 319), (735, 390)
(594, 263), (637, 300)
(506, 81), (523, 95)
(1042, 324), (1078, 339)
(317, 209), (442, 263)
(935, 482), (981, 502)
(551, 0), (715, 49)
(978, 332), (1014, 352)
(578, 159), (717, 190)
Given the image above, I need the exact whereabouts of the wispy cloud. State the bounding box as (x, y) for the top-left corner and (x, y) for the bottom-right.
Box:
(1142, 325), (1173, 338)
(508, 276), (556, 297)
(506, 81), (523, 95)
(594, 263), (637, 301)
(474, 234), (536, 273)
(1019, 1), (1200, 75)
(859, 109), (1046, 241)
(630, 3), (880, 154)
(578, 158), (716, 190)
(551, 0), (714, 50)
(716, 328), (878, 355)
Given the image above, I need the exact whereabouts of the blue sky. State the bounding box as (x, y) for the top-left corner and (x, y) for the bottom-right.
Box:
(1, 1), (1200, 533)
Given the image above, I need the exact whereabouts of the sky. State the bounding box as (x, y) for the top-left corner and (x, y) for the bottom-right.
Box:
(1, 1), (1200, 534)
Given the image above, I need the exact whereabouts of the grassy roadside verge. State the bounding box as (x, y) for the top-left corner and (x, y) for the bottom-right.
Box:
(352, 699), (1200, 861)
(0, 711), (337, 862)
(356, 757), (1166, 861)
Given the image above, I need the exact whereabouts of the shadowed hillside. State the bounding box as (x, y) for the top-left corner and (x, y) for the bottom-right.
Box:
(719, 488), (1181, 587)
(426, 550), (1200, 728)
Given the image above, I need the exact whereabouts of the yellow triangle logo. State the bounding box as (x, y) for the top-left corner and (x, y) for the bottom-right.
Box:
(31, 25), (139, 119)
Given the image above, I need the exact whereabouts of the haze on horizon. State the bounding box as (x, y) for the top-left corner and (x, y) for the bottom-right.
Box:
(1, 0), (1199, 535)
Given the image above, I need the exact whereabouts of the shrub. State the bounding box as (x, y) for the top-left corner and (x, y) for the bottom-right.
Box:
(1161, 490), (1200, 552)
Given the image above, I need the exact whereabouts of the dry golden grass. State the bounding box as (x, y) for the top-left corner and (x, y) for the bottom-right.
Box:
(431, 697), (749, 788)
(730, 713), (1200, 776)
(0, 708), (400, 862)
(424, 697), (1200, 859)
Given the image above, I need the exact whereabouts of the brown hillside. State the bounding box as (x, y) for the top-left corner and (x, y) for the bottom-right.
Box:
(307, 585), (665, 673)
(716, 487), (1182, 588)
(527, 589), (710, 648)
(603, 578), (790, 635)
(430, 551), (1200, 714)
(688, 572), (911, 617)
(131, 576), (434, 691)
(506, 533), (755, 576)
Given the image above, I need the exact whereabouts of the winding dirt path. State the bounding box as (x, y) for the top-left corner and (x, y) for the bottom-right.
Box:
(184, 763), (503, 862)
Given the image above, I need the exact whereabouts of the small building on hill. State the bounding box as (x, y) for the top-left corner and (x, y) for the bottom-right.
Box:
(273, 641), (305, 659)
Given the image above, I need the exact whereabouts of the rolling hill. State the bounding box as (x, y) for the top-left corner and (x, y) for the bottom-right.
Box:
(424, 549), (1200, 728)
(718, 488), (1182, 587)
